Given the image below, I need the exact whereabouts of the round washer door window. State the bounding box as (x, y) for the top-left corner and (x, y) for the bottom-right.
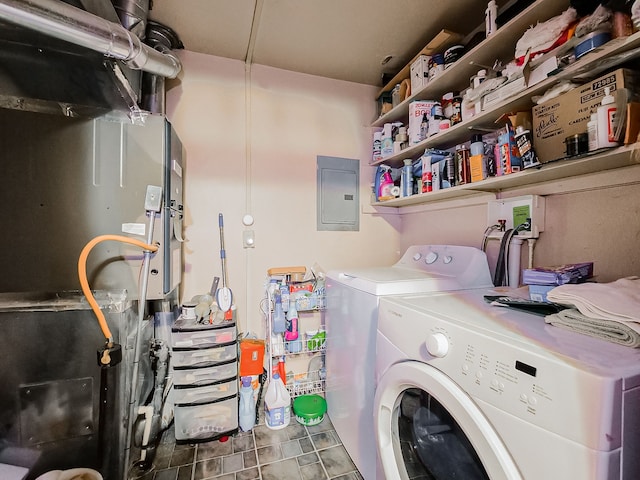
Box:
(375, 361), (522, 480)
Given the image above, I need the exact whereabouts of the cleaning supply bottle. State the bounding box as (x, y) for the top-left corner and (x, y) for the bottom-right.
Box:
(377, 165), (394, 201)
(597, 87), (619, 148)
(264, 373), (291, 430)
(273, 291), (285, 333)
(284, 293), (299, 341)
(239, 376), (256, 432)
(486, 0), (498, 37)
(401, 159), (413, 197)
(380, 123), (394, 158)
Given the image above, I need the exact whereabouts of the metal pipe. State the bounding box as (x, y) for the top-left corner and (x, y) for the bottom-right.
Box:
(0, 0), (181, 78)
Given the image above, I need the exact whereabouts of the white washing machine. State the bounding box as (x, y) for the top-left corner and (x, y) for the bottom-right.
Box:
(325, 245), (494, 480)
(375, 289), (640, 479)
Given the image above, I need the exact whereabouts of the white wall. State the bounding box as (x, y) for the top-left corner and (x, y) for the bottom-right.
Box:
(165, 50), (640, 337)
(165, 51), (400, 335)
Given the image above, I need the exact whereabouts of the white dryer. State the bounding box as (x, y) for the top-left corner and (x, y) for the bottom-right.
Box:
(375, 289), (640, 479)
(325, 245), (494, 480)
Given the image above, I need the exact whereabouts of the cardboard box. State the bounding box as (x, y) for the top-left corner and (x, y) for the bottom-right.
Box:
(410, 55), (430, 94)
(409, 100), (438, 145)
(523, 262), (594, 285)
(532, 68), (640, 163)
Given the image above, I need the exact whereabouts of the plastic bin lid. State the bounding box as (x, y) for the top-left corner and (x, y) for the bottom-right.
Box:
(293, 394), (327, 419)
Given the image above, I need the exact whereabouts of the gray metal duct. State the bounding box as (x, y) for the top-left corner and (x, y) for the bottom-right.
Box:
(0, 0), (181, 79)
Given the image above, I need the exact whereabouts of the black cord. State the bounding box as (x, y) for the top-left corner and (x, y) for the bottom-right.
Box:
(493, 228), (513, 286)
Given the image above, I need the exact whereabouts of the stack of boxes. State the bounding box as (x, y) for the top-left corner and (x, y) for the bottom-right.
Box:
(523, 262), (595, 302)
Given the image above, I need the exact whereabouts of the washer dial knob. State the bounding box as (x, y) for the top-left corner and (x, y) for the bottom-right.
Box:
(425, 252), (438, 264)
(426, 333), (449, 357)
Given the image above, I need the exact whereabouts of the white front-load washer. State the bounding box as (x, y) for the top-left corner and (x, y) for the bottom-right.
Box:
(375, 289), (640, 479)
(325, 245), (494, 480)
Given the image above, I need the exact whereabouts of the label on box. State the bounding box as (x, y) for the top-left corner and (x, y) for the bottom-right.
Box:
(409, 100), (438, 145)
(532, 68), (640, 162)
(410, 55), (430, 94)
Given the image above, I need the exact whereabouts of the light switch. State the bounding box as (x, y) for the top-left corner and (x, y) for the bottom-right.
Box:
(243, 230), (255, 248)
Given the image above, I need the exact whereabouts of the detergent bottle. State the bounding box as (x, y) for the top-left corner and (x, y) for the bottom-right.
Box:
(285, 293), (299, 341)
(264, 373), (291, 430)
(239, 376), (256, 432)
(273, 291), (286, 333)
(377, 165), (394, 201)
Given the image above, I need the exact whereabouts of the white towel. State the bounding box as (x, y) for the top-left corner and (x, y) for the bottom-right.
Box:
(545, 308), (640, 348)
(546, 277), (640, 322)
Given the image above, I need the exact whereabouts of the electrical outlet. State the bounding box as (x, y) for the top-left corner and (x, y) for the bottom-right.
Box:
(487, 195), (545, 239)
(243, 230), (255, 248)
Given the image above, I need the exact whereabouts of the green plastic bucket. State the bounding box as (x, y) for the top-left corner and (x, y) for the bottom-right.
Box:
(292, 394), (327, 426)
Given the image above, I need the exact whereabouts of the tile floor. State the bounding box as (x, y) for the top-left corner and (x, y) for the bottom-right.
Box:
(130, 414), (363, 480)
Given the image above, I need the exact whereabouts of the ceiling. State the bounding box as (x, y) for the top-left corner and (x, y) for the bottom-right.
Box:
(147, 0), (501, 87)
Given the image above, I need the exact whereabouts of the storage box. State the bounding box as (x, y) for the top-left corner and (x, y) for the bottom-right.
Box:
(522, 262), (594, 285)
(174, 397), (238, 442)
(410, 55), (430, 94)
(173, 378), (238, 406)
(528, 284), (556, 302)
(172, 343), (237, 369)
(409, 100), (438, 145)
(239, 339), (265, 376)
(173, 360), (238, 387)
(532, 68), (640, 163)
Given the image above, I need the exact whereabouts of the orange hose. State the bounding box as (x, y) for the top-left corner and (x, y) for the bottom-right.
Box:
(78, 234), (159, 343)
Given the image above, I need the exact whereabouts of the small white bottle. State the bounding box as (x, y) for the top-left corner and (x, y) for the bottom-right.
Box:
(401, 159), (413, 197)
(587, 114), (598, 151)
(597, 87), (619, 148)
(486, 1), (498, 37)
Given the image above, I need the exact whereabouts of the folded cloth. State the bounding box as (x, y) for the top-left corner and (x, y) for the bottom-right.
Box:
(545, 308), (640, 347)
(546, 277), (640, 322)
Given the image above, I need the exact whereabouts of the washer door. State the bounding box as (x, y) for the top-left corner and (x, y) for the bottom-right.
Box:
(375, 361), (522, 480)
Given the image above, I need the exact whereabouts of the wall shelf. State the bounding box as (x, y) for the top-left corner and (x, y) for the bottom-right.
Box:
(373, 144), (640, 208)
(370, 0), (640, 209)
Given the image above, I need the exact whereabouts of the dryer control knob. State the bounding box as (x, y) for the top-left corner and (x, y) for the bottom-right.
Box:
(425, 252), (438, 264)
(426, 333), (449, 357)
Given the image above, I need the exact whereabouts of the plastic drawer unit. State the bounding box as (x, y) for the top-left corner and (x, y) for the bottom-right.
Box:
(173, 378), (238, 406)
(174, 397), (239, 443)
(172, 342), (237, 368)
(172, 325), (236, 349)
(171, 316), (239, 442)
(173, 359), (238, 387)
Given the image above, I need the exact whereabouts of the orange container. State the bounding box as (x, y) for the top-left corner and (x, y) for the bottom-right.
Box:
(239, 339), (265, 376)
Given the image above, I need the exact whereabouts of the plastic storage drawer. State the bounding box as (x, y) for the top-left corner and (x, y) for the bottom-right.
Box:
(173, 360), (237, 387)
(174, 378), (238, 406)
(172, 342), (237, 369)
(174, 397), (238, 443)
(172, 325), (236, 349)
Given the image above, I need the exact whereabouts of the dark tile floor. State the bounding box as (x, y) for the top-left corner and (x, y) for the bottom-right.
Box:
(130, 414), (362, 480)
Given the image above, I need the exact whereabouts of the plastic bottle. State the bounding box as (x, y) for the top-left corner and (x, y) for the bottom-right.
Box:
(372, 131), (382, 162)
(514, 126), (539, 168)
(273, 291), (286, 333)
(587, 114), (598, 151)
(381, 123), (394, 157)
(239, 376), (256, 432)
(284, 293), (298, 341)
(470, 134), (484, 156)
(486, 0), (498, 37)
(378, 165), (394, 201)
(264, 373), (291, 430)
(401, 159), (413, 197)
(597, 87), (619, 148)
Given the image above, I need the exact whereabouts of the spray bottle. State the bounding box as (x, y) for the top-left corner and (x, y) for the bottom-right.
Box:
(377, 165), (394, 201)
